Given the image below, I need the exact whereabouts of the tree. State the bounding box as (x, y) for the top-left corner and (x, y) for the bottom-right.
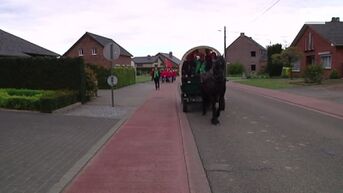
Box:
(267, 44), (283, 76)
(280, 47), (303, 79)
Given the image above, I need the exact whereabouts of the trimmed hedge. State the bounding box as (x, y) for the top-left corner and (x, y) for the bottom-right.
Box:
(40, 90), (78, 113)
(113, 67), (136, 88)
(0, 89), (78, 112)
(88, 64), (136, 89)
(0, 57), (87, 103)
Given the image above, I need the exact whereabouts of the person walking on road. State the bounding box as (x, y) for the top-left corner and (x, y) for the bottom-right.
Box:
(151, 65), (160, 90)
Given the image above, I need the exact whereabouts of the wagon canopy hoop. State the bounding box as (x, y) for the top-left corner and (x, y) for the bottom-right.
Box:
(180, 45), (222, 64)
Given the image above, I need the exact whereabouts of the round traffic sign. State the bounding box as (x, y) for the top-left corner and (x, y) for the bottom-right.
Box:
(107, 75), (118, 86)
(103, 43), (121, 61)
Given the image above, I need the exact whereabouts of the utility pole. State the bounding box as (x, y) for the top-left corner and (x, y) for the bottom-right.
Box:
(224, 26), (227, 77)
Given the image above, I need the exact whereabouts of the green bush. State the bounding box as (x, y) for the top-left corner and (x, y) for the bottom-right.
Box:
(304, 64), (324, 84)
(85, 65), (98, 99)
(88, 64), (111, 89)
(330, 69), (340, 79)
(0, 89), (78, 112)
(113, 67), (136, 88)
(88, 64), (136, 89)
(6, 89), (43, 97)
(40, 90), (78, 113)
(0, 57), (87, 103)
(228, 63), (245, 75)
(1, 95), (40, 110)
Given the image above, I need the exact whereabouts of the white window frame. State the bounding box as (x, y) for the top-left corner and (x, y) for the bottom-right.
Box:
(319, 53), (332, 69)
(292, 59), (301, 72)
(91, 48), (97, 56)
(78, 48), (84, 56)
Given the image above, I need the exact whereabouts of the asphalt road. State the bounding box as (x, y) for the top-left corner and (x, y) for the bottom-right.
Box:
(187, 88), (343, 193)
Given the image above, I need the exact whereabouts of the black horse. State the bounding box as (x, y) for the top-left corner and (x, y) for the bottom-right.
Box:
(201, 56), (226, 125)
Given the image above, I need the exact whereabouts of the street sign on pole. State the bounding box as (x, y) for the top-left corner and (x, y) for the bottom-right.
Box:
(107, 75), (118, 87)
(103, 43), (121, 108)
(103, 43), (120, 61)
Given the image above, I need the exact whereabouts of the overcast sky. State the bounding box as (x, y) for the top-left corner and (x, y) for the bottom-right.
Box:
(1, 0), (342, 58)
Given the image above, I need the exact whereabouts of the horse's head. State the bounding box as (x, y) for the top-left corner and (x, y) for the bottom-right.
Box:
(212, 56), (226, 81)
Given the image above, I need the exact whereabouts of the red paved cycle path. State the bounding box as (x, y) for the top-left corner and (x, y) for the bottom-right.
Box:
(63, 83), (210, 193)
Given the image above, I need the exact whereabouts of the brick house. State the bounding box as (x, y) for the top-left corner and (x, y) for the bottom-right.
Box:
(133, 55), (162, 74)
(64, 32), (133, 69)
(226, 33), (267, 74)
(133, 52), (181, 74)
(290, 17), (343, 78)
(156, 52), (181, 69)
(0, 28), (59, 57)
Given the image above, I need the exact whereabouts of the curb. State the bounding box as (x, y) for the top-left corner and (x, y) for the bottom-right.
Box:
(47, 107), (135, 193)
(176, 86), (212, 193)
(52, 102), (82, 114)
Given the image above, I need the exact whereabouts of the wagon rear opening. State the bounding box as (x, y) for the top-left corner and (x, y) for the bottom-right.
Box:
(180, 46), (222, 112)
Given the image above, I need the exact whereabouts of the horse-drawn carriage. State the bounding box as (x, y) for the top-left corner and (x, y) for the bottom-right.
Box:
(180, 46), (226, 124)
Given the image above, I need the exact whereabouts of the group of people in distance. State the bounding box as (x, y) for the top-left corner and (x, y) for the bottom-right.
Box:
(181, 48), (217, 83)
(151, 66), (177, 90)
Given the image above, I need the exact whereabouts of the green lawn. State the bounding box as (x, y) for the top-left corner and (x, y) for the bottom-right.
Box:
(136, 74), (152, 83)
(232, 78), (303, 89)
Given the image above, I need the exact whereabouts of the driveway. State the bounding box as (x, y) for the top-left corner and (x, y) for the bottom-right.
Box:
(0, 82), (154, 193)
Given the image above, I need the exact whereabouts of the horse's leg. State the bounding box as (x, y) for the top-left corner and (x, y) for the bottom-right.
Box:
(211, 99), (219, 125)
(219, 95), (225, 111)
(201, 87), (208, 115)
(202, 99), (207, 115)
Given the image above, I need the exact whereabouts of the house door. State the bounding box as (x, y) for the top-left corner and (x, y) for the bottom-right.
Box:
(306, 55), (315, 65)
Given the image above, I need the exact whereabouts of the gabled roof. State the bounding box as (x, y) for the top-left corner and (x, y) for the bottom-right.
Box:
(64, 32), (133, 57)
(133, 55), (159, 64)
(291, 18), (343, 46)
(0, 29), (59, 57)
(156, 52), (181, 65)
(228, 33), (266, 51)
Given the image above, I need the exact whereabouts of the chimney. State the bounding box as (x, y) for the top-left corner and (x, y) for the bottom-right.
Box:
(240, 32), (245, 36)
(147, 55), (151, 60)
(330, 17), (340, 22)
(169, 51), (173, 58)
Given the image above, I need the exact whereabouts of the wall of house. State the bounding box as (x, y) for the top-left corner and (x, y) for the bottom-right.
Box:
(226, 35), (267, 74)
(64, 35), (132, 69)
(334, 47), (343, 77)
(293, 27), (342, 78)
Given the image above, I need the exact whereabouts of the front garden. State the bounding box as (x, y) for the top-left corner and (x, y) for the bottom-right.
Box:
(0, 89), (78, 113)
(0, 57), (136, 112)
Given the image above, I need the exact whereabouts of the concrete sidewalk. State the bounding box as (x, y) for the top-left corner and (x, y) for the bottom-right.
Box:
(62, 83), (210, 193)
(229, 82), (343, 119)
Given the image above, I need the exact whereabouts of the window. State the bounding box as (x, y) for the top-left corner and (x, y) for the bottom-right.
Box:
(320, 54), (332, 69)
(306, 32), (314, 51)
(251, 64), (256, 71)
(91, 48), (97, 55)
(78, 48), (84, 56)
(292, 60), (300, 72)
(251, 51), (256, 57)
